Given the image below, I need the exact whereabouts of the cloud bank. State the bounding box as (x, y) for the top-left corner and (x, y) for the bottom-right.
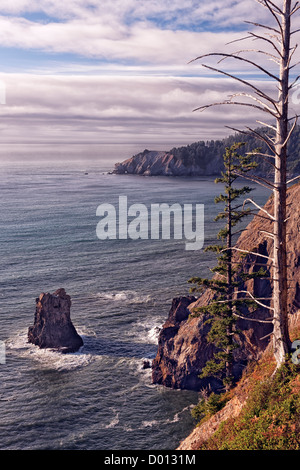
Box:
(0, 0), (298, 155)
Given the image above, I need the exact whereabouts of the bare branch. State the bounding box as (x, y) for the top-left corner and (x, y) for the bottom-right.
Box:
(291, 4), (300, 14)
(287, 44), (298, 70)
(243, 198), (276, 220)
(245, 20), (281, 36)
(233, 311), (273, 323)
(190, 52), (280, 82)
(257, 0), (283, 15)
(287, 175), (300, 184)
(246, 150), (276, 159)
(229, 48), (280, 64)
(226, 35), (253, 46)
(224, 125), (278, 162)
(289, 74), (300, 89)
(247, 151), (277, 168)
(248, 211), (276, 221)
(193, 100), (273, 114)
(282, 115), (298, 147)
(260, 331), (274, 340)
(225, 125), (249, 135)
(228, 92), (278, 115)
(259, 230), (275, 239)
(255, 120), (277, 132)
(248, 32), (282, 57)
(202, 300), (274, 321)
(193, 64), (279, 116)
(221, 246), (274, 261)
(238, 290), (275, 311)
(289, 60), (300, 71)
(245, 126), (278, 154)
(234, 171), (276, 190)
(256, 0), (284, 37)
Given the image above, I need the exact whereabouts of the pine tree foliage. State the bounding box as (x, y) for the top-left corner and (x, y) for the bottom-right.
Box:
(189, 143), (267, 390)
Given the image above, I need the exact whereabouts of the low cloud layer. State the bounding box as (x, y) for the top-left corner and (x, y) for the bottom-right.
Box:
(0, 0), (298, 154)
(0, 73), (279, 147)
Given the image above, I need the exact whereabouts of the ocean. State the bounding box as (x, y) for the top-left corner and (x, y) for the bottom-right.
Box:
(0, 145), (269, 450)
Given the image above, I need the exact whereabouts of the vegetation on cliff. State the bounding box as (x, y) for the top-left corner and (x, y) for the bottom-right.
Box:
(189, 142), (261, 390)
(176, 0), (300, 450)
(180, 320), (300, 450)
(197, 356), (300, 450)
(114, 125), (300, 177)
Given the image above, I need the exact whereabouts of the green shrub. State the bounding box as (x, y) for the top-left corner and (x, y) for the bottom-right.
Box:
(191, 392), (227, 423)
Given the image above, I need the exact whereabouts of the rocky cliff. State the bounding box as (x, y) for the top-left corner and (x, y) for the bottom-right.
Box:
(152, 183), (300, 391)
(113, 126), (300, 177)
(28, 288), (83, 353)
(113, 149), (221, 177)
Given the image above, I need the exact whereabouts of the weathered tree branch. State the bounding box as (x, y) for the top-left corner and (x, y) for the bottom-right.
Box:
(221, 246), (274, 261)
(190, 52), (280, 82)
(243, 198), (276, 220)
(248, 31), (282, 57)
(287, 174), (300, 184)
(238, 290), (275, 310)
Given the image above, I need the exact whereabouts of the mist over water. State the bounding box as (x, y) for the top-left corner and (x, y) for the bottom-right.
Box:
(0, 147), (269, 450)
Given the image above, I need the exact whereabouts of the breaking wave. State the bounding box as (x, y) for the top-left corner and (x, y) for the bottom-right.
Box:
(6, 330), (95, 372)
(95, 290), (152, 304)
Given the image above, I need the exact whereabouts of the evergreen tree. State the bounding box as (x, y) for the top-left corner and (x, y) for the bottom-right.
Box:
(189, 142), (263, 390)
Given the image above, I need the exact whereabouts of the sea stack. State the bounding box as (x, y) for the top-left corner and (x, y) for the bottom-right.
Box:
(28, 288), (83, 353)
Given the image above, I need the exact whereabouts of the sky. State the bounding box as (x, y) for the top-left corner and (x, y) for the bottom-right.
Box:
(0, 0), (299, 161)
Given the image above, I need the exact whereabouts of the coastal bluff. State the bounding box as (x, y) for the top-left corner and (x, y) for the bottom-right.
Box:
(112, 148), (221, 177)
(112, 127), (300, 177)
(152, 183), (300, 392)
(28, 288), (83, 353)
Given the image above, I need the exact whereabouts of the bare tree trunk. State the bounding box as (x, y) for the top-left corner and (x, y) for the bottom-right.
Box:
(272, 0), (291, 366)
(191, 0), (300, 369)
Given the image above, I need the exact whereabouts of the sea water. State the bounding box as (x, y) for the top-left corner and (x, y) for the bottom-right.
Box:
(0, 145), (269, 450)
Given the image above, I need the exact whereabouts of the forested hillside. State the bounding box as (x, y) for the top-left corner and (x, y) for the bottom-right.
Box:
(168, 125), (300, 176)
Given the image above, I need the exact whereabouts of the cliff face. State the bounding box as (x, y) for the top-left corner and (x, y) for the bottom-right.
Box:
(152, 296), (220, 391)
(113, 149), (221, 177)
(152, 183), (300, 391)
(113, 127), (300, 177)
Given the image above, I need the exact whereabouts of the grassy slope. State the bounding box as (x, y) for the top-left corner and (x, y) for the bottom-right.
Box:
(197, 323), (300, 450)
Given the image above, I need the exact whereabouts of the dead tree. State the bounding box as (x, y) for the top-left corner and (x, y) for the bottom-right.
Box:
(191, 0), (300, 368)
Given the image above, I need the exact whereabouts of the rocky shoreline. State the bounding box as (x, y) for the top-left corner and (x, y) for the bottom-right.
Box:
(112, 126), (300, 178)
(151, 183), (300, 392)
(113, 149), (221, 177)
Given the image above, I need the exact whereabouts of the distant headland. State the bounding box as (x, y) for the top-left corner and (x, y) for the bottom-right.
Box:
(112, 126), (300, 178)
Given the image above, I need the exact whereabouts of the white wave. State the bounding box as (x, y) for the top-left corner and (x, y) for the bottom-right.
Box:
(142, 420), (158, 428)
(128, 318), (162, 345)
(141, 413), (180, 429)
(148, 324), (162, 343)
(95, 290), (152, 304)
(7, 330), (94, 372)
(105, 410), (120, 429)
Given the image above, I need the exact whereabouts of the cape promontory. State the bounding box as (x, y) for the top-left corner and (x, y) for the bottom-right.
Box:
(113, 126), (300, 177)
(113, 148), (222, 177)
(28, 288), (83, 353)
